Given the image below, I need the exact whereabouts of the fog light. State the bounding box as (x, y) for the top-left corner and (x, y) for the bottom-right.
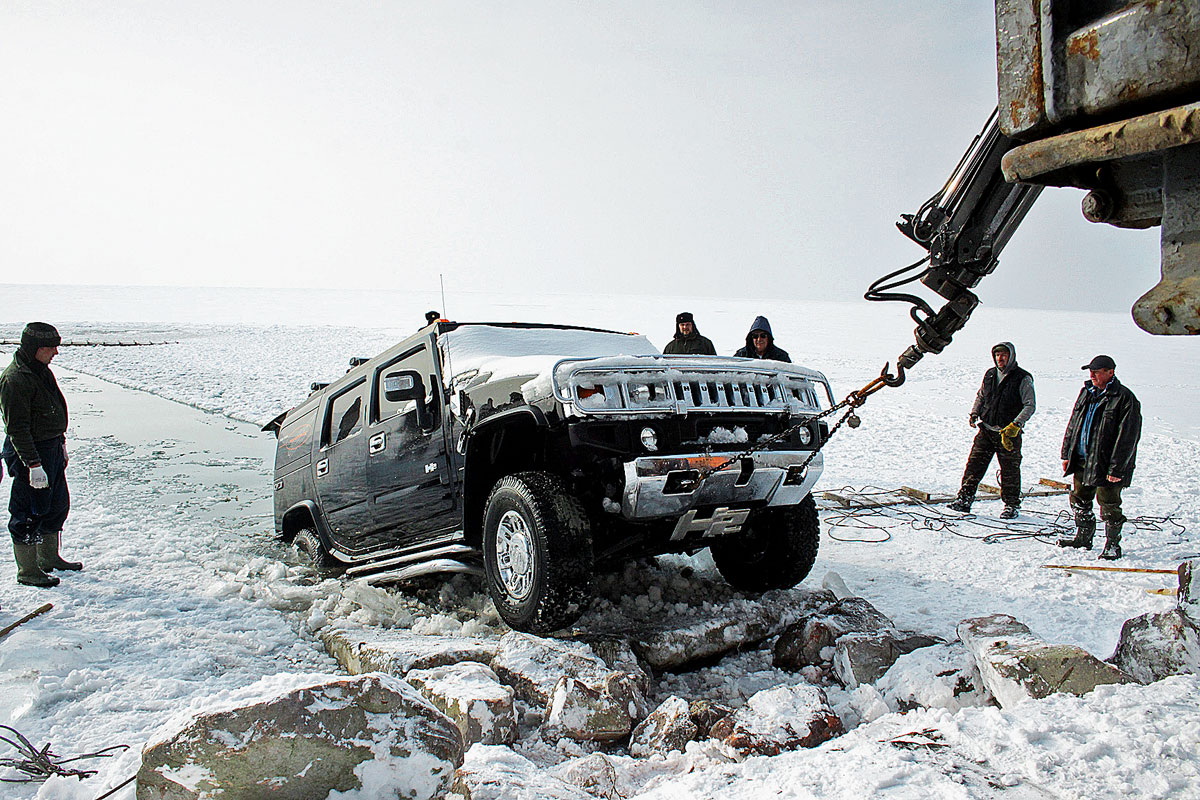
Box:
(797, 426), (813, 446)
(640, 426), (658, 452)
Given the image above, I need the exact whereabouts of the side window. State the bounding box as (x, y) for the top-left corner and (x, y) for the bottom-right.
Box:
(375, 344), (438, 425)
(324, 381), (366, 446)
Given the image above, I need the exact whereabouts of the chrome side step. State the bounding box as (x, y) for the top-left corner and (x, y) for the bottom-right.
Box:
(345, 542), (479, 578)
(360, 558), (483, 586)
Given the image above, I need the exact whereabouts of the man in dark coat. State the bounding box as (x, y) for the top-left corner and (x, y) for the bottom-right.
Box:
(663, 312), (716, 356)
(733, 316), (791, 362)
(1057, 355), (1141, 560)
(947, 342), (1035, 519)
(0, 322), (82, 587)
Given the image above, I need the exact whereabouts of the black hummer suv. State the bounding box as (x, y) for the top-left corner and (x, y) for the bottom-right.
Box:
(265, 321), (833, 634)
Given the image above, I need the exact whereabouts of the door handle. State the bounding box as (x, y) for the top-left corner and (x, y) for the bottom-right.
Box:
(369, 433), (386, 454)
(316, 459), (328, 477)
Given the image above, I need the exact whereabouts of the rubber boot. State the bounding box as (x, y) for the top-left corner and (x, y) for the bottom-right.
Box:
(14, 543), (60, 587)
(38, 531), (83, 571)
(947, 491), (974, 513)
(1099, 521), (1123, 560)
(1057, 516), (1095, 549)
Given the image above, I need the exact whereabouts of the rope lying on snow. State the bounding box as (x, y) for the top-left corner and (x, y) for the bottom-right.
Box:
(821, 485), (1186, 546)
(0, 725), (127, 784)
(0, 340), (178, 347)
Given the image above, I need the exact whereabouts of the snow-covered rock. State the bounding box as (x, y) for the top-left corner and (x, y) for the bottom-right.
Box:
(490, 632), (617, 706)
(136, 672), (462, 800)
(322, 626), (500, 676)
(629, 696), (699, 757)
(405, 662), (518, 746)
(551, 752), (622, 799)
(449, 745), (593, 800)
(773, 596), (894, 670)
(543, 672), (650, 742)
(1180, 559), (1198, 624)
(830, 631), (942, 688)
(708, 682), (843, 756)
(958, 614), (1133, 708)
(1110, 608), (1200, 684)
(874, 642), (992, 713)
(687, 698), (735, 738)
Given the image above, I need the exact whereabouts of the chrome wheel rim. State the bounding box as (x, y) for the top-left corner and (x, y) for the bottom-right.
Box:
(495, 510), (535, 601)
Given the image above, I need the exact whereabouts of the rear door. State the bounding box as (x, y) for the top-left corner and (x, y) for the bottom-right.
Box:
(363, 339), (457, 547)
(314, 378), (373, 547)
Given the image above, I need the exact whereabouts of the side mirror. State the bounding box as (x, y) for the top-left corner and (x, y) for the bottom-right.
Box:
(384, 370), (425, 403)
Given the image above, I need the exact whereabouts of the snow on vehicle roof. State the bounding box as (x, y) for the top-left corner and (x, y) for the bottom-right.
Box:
(437, 323), (660, 391)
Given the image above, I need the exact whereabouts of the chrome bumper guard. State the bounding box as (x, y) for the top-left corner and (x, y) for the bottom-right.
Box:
(621, 450), (823, 520)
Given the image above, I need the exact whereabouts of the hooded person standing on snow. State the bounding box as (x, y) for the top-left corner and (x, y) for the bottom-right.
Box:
(663, 312), (716, 356)
(947, 342), (1035, 519)
(0, 322), (82, 587)
(733, 316), (790, 362)
(1057, 355), (1141, 560)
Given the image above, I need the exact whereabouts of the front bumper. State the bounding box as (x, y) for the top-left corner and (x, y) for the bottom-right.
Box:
(621, 450), (822, 519)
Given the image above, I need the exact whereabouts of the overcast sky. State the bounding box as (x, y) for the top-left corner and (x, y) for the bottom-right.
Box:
(1, 2), (1162, 313)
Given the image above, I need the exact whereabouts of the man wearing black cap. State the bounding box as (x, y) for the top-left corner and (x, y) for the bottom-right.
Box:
(663, 312), (716, 356)
(0, 322), (82, 587)
(1057, 355), (1142, 559)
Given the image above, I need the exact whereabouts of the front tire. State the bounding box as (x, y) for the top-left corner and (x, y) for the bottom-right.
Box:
(710, 494), (820, 591)
(483, 471), (594, 634)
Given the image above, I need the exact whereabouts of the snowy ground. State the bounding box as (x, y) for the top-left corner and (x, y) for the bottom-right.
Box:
(1, 284), (1198, 798)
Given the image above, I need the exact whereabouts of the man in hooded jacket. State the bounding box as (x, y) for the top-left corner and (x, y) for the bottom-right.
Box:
(947, 342), (1035, 519)
(0, 322), (82, 587)
(733, 316), (791, 363)
(663, 312), (716, 355)
(1056, 355), (1141, 560)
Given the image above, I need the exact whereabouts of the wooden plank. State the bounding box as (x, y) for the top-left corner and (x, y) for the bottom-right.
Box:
(1146, 588), (1179, 596)
(821, 491), (850, 508)
(0, 603), (52, 641)
(1039, 478), (1071, 490)
(900, 486), (931, 502)
(979, 484), (1001, 495)
(1043, 564), (1177, 575)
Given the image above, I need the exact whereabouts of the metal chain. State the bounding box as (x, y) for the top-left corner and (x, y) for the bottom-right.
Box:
(695, 363), (900, 479)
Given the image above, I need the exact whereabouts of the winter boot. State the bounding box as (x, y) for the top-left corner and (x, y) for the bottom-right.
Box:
(946, 492), (974, 513)
(1057, 515), (1095, 549)
(14, 543), (59, 587)
(1099, 521), (1123, 560)
(999, 505), (1019, 520)
(37, 532), (83, 572)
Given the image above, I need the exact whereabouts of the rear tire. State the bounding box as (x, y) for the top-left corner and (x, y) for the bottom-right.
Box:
(294, 527), (342, 575)
(483, 471), (594, 634)
(710, 494), (820, 591)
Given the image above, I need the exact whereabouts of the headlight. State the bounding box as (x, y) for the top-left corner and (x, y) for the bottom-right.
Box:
(797, 426), (813, 446)
(640, 427), (658, 452)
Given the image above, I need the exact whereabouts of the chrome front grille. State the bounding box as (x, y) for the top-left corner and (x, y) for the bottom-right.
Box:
(552, 361), (832, 416)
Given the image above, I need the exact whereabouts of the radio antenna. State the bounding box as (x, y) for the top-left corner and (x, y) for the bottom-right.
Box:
(439, 273), (449, 321)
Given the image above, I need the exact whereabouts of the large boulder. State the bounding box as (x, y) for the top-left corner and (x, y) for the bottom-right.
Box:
(405, 662), (518, 746)
(874, 642), (991, 713)
(1109, 608), (1200, 684)
(137, 672), (462, 800)
(708, 683), (843, 756)
(490, 632), (618, 706)
(543, 672), (650, 742)
(449, 745), (593, 800)
(322, 626), (500, 676)
(958, 614), (1133, 708)
(773, 597), (894, 670)
(830, 631), (942, 688)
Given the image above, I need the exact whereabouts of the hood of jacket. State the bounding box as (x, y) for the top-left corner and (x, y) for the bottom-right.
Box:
(744, 315), (774, 350)
(992, 341), (1017, 375)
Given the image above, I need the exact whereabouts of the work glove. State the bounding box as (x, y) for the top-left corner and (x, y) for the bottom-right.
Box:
(29, 464), (49, 489)
(1000, 422), (1021, 451)
(968, 413), (979, 428)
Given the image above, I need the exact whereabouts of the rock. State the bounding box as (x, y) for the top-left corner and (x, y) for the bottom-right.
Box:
(451, 744), (594, 800)
(629, 696), (698, 757)
(137, 672), (462, 800)
(543, 672), (649, 742)
(1109, 608), (1200, 684)
(874, 642), (991, 713)
(1180, 560), (1199, 624)
(688, 699), (734, 738)
(831, 631), (942, 688)
(773, 596), (894, 670)
(322, 627), (500, 677)
(490, 632), (614, 706)
(581, 636), (652, 695)
(405, 662), (518, 746)
(959, 614), (1133, 708)
(708, 683), (843, 755)
(553, 753), (621, 799)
